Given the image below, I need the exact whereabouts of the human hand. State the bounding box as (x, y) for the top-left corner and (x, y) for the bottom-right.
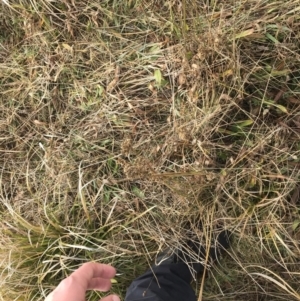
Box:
(45, 262), (120, 301)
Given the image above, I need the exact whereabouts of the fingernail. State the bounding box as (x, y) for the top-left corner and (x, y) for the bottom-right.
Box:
(112, 295), (121, 301)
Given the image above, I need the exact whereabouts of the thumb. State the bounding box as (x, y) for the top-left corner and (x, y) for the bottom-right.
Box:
(100, 294), (120, 301)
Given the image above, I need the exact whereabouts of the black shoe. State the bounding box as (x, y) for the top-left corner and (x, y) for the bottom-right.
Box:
(154, 230), (231, 275)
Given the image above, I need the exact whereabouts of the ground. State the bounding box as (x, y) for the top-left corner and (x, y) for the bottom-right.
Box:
(1, 0), (300, 300)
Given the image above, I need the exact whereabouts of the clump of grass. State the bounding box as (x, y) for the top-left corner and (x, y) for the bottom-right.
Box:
(1, 0), (300, 300)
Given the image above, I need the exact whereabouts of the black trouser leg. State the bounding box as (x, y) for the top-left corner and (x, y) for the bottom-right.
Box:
(124, 231), (230, 300)
(124, 262), (199, 301)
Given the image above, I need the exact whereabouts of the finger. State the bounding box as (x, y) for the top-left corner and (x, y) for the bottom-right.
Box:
(87, 278), (112, 291)
(71, 262), (116, 293)
(49, 263), (116, 301)
(99, 294), (120, 301)
(72, 262), (116, 280)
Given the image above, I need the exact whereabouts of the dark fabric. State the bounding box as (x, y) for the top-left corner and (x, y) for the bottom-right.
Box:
(124, 262), (199, 301)
(124, 231), (231, 301)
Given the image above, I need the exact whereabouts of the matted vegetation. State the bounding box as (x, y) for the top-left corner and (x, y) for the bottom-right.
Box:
(1, 0), (300, 300)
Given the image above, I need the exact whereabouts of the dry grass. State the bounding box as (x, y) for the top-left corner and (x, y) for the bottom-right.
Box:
(1, 0), (300, 300)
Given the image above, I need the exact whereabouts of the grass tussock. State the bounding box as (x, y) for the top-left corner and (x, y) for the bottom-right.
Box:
(1, 0), (300, 300)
